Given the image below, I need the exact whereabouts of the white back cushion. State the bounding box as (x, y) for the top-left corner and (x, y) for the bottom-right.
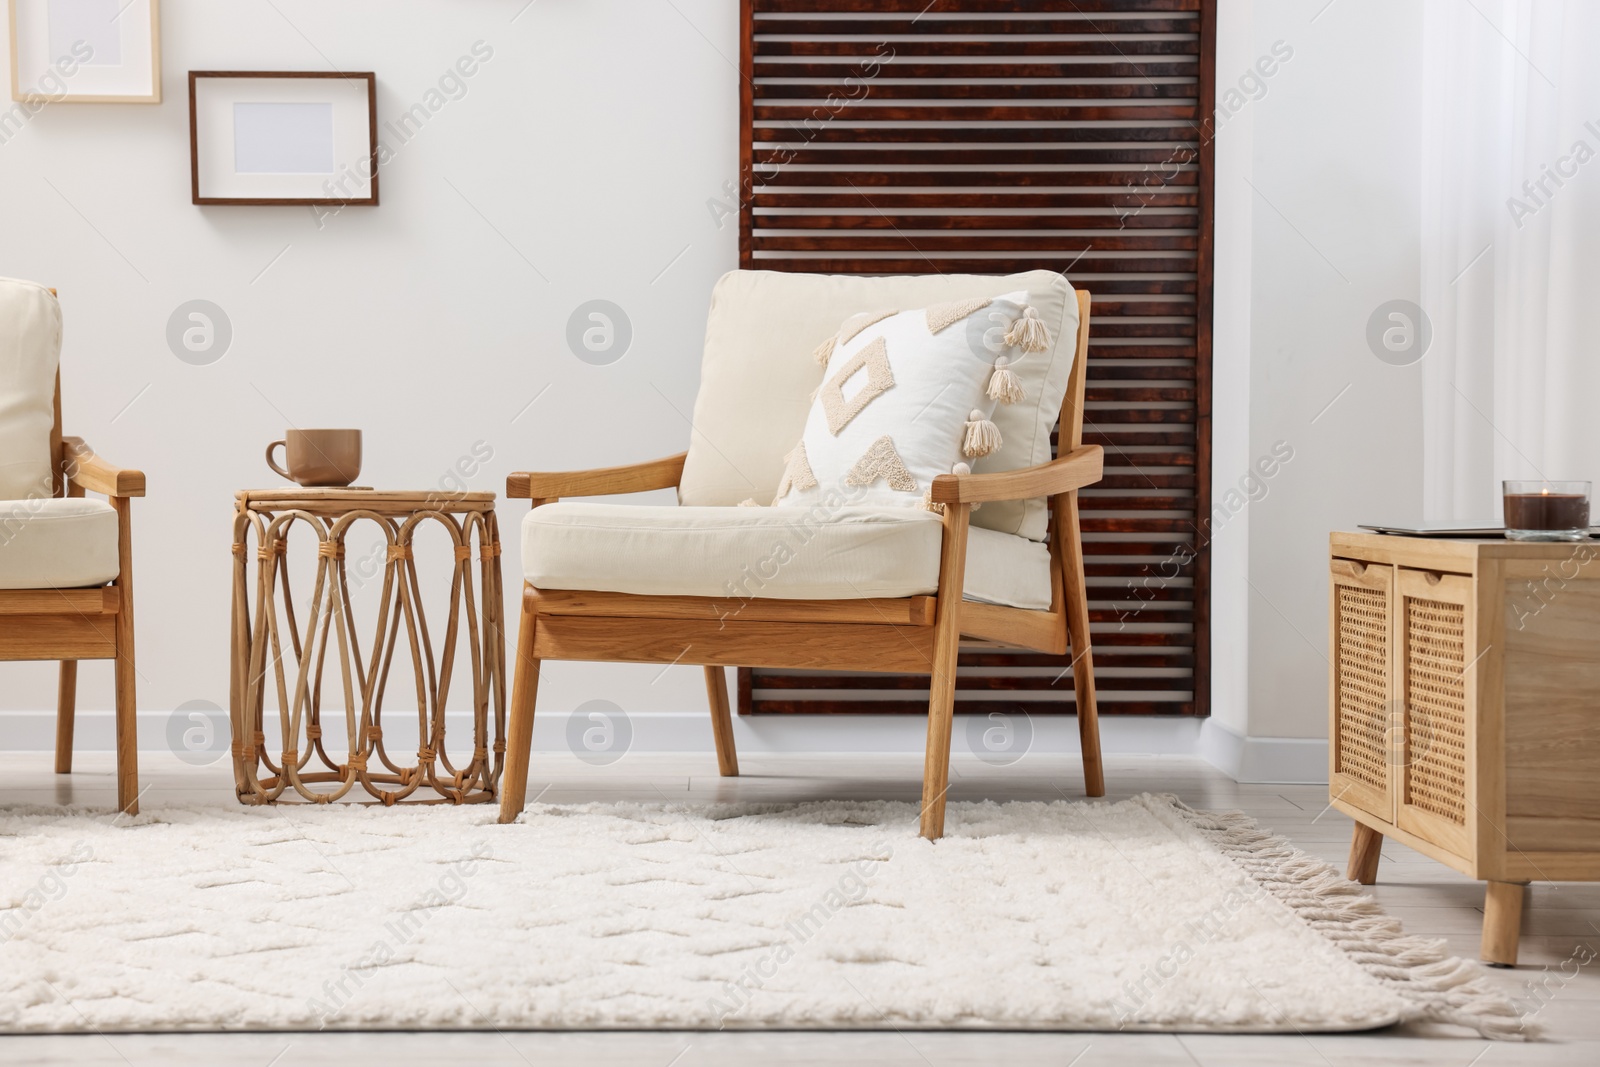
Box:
(681, 270), (1078, 541)
(0, 278), (60, 502)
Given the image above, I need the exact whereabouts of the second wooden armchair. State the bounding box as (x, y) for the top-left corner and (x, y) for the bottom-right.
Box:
(0, 280), (145, 814)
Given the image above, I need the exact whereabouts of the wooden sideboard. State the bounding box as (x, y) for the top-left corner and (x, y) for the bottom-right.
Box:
(1328, 531), (1600, 966)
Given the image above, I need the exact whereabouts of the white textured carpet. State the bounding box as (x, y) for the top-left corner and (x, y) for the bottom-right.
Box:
(0, 794), (1521, 1036)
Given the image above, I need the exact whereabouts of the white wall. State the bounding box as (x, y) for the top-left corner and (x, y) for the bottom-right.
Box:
(2, 0), (739, 738)
(1210, 0), (1426, 757)
(3, 1), (1428, 775)
(1208, 0), (1257, 743)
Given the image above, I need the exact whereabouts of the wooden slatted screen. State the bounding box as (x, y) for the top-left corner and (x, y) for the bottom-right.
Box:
(737, 0), (1214, 718)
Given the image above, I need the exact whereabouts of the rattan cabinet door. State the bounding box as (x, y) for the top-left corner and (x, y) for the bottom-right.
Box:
(1396, 568), (1476, 860)
(1329, 559), (1396, 822)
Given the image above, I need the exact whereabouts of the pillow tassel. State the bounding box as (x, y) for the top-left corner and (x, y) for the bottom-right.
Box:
(986, 356), (1025, 404)
(927, 462), (983, 513)
(1004, 306), (1051, 352)
(813, 335), (836, 367)
(962, 409), (1002, 458)
(738, 498), (760, 507)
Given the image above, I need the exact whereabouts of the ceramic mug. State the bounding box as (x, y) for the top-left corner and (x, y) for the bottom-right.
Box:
(266, 429), (363, 487)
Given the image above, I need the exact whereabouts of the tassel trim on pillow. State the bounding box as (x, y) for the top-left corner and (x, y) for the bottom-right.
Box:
(924, 462), (980, 514)
(962, 410), (1002, 458)
(987, 355), (1025, 404)
(1004, 305), (1051, 352)
(738, 498), (761, 507)
(813, 335), (837, 367)
(954, 462), (979, 510)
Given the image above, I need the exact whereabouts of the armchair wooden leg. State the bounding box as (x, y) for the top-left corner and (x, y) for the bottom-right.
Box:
(55, 660), (77, 774)
(921, 503), (970, 841)
(1347, 822), (1383, 884)
(112, 499), (140, 816)
(704, 666), (739, 777)
(498, 599), (541, 824)
(1060, 491), (1104, 797)
(113, 652), (139, 815)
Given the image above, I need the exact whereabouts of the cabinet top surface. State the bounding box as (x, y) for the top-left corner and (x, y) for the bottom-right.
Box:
(1332, 530), (1597, 565)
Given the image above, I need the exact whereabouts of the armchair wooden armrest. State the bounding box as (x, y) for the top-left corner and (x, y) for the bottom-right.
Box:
(507, 452), (687, 500)
(929, 445), (1102, 506)
(61, 437), (146, 498)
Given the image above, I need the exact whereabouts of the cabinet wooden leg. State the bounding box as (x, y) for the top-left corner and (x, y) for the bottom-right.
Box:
(1347, 822), (1383, 885)
(1482, 880), (1526, 967)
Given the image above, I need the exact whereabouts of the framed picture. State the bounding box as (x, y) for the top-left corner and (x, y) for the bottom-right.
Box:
(8, 0), (161, 103)
(189, 71), (378, 207)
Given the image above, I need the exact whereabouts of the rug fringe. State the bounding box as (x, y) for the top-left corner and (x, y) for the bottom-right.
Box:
(1158, 797), (1533, 1041)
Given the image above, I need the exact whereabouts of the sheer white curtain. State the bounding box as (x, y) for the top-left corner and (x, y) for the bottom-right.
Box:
(1421, 0), (1600, 520)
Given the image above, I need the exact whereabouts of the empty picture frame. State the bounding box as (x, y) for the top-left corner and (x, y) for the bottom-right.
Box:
(189, 71), (378, 206)
(8, 0), (161, 103)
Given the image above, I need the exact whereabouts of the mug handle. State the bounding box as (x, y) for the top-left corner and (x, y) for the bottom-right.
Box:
(265, 440), (292, 481)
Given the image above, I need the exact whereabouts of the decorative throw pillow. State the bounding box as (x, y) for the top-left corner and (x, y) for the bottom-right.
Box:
(770, 291), (1050, 512)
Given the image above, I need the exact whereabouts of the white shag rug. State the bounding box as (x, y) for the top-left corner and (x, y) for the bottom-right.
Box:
(0, 794), (1523, 1037)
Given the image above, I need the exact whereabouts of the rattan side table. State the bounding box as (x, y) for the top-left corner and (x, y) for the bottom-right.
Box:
(229, 489), (506, 805)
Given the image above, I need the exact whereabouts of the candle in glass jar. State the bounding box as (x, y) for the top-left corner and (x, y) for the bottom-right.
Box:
(1503, 491), (1589, 531)
(1502, 480), (1592, 541)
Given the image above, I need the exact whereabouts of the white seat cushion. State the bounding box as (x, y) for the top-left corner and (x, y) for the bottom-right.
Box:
(0, 277), (61, 502)
(0, 498), (120, 589)
(679, 270), (1078, 541)
(522, 503), (1051, 610)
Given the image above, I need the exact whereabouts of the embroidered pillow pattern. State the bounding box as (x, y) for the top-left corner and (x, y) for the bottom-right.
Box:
(770, 292), (1050, 512)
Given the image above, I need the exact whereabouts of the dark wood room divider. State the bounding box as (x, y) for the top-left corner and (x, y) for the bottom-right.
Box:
(736, 0), (1215, 719)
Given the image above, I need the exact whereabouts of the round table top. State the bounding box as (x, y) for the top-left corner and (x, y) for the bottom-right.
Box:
(235, 488), (498, 514)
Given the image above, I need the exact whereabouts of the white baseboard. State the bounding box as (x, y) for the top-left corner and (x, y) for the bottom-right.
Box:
(1197, 719), (1328, 784)
(4, 709), (1200, 756)
(0, 710), (1327, 783)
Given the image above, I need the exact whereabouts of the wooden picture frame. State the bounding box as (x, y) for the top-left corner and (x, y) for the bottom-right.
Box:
(188, 70), (379, 207)
(8, 0), (161, 103)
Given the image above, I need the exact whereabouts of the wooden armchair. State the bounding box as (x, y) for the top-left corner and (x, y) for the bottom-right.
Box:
(499, 280), (1102, 840)
(0, 282), (144, 814)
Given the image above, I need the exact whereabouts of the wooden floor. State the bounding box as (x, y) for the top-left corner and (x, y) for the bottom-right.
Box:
(1, 749), (1596, 1066)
